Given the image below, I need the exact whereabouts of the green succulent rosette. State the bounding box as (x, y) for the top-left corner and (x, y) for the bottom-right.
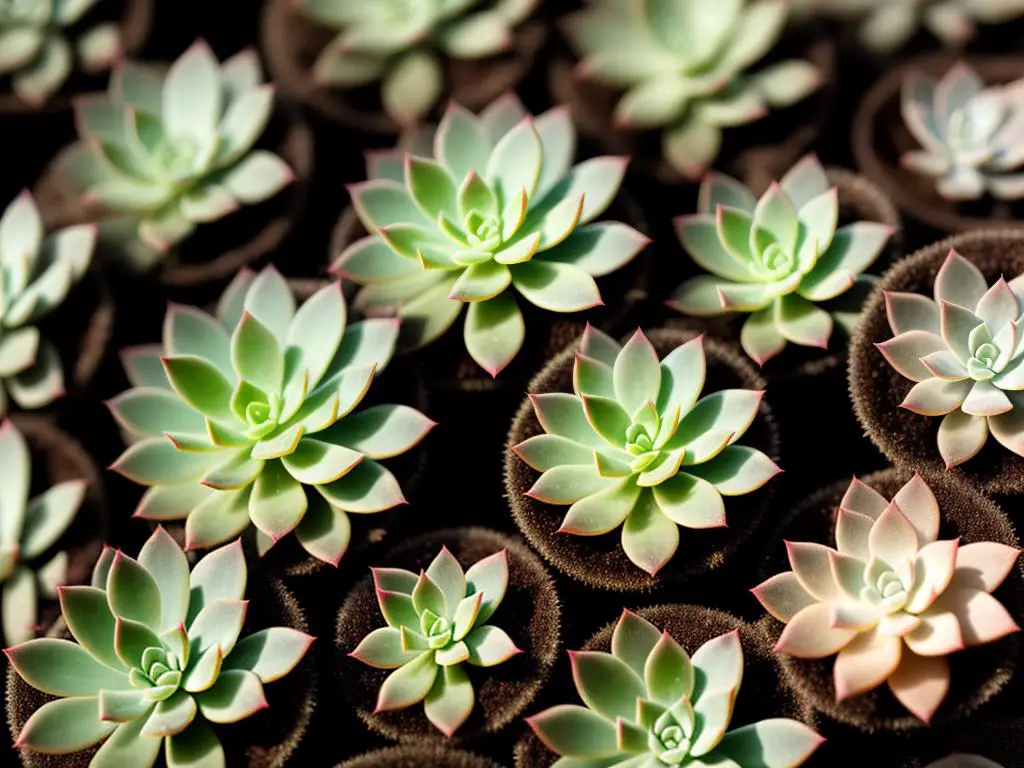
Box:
(7, 528), (313, 766)
(334, 94), (649, 376)
(108, 266), (434, 566)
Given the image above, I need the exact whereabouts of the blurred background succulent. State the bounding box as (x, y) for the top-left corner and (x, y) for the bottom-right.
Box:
(877, 250), (1024, 468)
(562, 0), (821, 179)
(108, 266), (434, 565)
(926, 757), (1004, 768)
(334, 97), (648, 376)
(7, 529), (313, 764)
(0, 419), (85, 645)
(901, 63), (1024, 201)
(0, 190), (96, 415)
(299, 0), (539, 125)
(0, 0), (121, 105)
(56, 42), (294, 270)
(350, 547), (517, 737)
(527, 610), (822, 767)
(754, 474), (1020, 722)
(669, 155), (892, 365)
(513, 326), (779, 576)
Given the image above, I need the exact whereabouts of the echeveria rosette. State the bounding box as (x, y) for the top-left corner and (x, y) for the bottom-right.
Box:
(0, 190), (96, 415)
(512, 325), (780, 576)
(753, 474), (1020, 723)
(334, 98), (648, 376)
(299, 0), (539, 126)
(876, 249), (1024, 468)
(349, 547), (517, 737)
(669, 155), (893, 365)
(562, 0), (822, 179)
(108, 266), (434, 566)
(901, 63), (1024, 201)
(0, 419), (85, 645)
(527, 610), (823, 767)
(60, 42), (294, 269)
(0, 0), (121, 105)
(6, 528), (313, 766)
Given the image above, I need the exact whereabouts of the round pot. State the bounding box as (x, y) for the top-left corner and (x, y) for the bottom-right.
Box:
(7, 571), (316, 768)
(849, 229), (1024, 494)
(333, 527), (560, 745)
(504, 327), (780, 592)
(756, 467), (1022, 734)
(338, 745), (505, 768)
(515, 603), (815, 768)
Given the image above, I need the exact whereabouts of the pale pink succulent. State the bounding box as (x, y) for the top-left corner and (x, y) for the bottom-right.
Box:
(753, 474), (1020, 723)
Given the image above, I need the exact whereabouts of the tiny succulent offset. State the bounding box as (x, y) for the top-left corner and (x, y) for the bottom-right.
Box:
(0, 419), (86, 645)
(299, 0), (539, 125)
(754, 474), (1020, 722)
(901, 63), (1024, 201)
(109, 266), (434, 565)
(350, 547), (518, 736)
(669, 155), (893, 365)
(877, 250), (1024, 468)
(58, 42), (294, 269)
(334, 95), (648, 376)
(527, 610), (823, 767)
(0, 190), (96, 415)
(0, 0), (121, 105)
(563, 0), (822, 179)
(513, 326), (779, 576)
(6, 528), (313, 766)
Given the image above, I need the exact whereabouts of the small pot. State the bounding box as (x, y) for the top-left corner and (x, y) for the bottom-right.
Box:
(7, 571), (316, 768)
(333, 527), (561, 745)
(259, 0), (547, 133)
(756, 467), (1022, 734)
(338, 745), (505, 768)
(514, 603), (815, 768)
(849, 229), (1024, 494)
(853, 53), (1024, 236)
(504, 327), (780, 592)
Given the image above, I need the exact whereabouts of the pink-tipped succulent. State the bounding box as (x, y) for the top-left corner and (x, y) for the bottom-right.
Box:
(753, 474), (1020, 723)
(877, 249), (1024, 468)
(350, 547), (518, 737)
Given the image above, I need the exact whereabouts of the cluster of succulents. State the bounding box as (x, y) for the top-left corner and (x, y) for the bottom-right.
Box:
(109, 266), (434, 565)
(527, 610), (823, 767)
(562, 0), (822, 178)
(901, 63), (1024, 201)
(0, 419), (86, 645)
(7, 528), (313, 764)
(57, 42), (294, 269)
(669, 155), (893, 365)
(334, 97), (649, 376)
(754, 474), (1020, 722)
(877, 250), (1024, 468)
(299, 0), (539, 125)
(350, 547), (517, 736)
(0, 190), (96, 415)
(513, 326), (779, 576)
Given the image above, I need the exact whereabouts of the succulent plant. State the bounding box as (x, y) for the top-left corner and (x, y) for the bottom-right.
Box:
(334, 96), (648, 376)
(876, 250), (1024, 468)
(562, 0), (822, 179)
(6, 527), (313, 765)
(512, 326), (779, 576)
(349, 547), (517, 737)
(927, 757), (1003, 768)
(527, 610), (823, 767)
(57, 41), (294, 270)
(0, 190), (96, 415)
(299, 0), (539, 125)
(901, 63), (1024, 201)
(0, 419), (85, 645)
(669, 155), (893, 365)
(0, 0), (121, 105)
(108, 266), (434, 565)
(753, 474), (1020, 722)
